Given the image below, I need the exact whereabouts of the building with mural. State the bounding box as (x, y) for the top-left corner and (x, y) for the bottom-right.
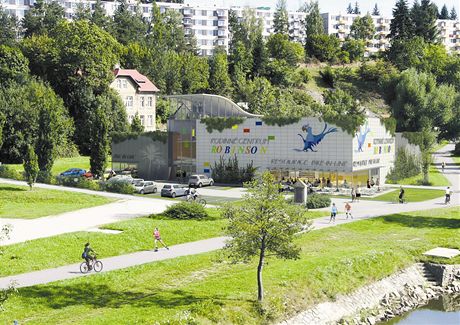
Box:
(112, 94), (395, 186)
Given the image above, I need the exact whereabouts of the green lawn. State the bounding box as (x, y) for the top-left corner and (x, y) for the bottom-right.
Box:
(2, 207), (459, 324)
(371, 188), (445, 202)
(7, 156), (91, 177)
(0, 183), (114, 219)
(453, 156), (460, 167)
(387, 165), (451, 187)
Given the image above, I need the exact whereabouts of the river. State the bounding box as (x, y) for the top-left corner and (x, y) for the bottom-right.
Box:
(384, 294), (460, 325)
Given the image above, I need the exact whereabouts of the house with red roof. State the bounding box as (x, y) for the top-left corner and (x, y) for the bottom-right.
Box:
(110, 68), (160, 131)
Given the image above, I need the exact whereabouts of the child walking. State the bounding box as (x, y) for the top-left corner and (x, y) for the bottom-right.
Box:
(345, 202), (353, 219)
(153, 227), (169, 252)
(329, 203), (338, 223)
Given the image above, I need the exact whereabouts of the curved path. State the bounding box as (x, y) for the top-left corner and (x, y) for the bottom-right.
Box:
(0, 145), (458, 289)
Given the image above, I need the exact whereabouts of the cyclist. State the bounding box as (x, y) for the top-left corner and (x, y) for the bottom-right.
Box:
(81, 242), (96, 270)
(186, 187), (199, 201)
(445, 187), (453, 204)
(399, 186), (405, 204)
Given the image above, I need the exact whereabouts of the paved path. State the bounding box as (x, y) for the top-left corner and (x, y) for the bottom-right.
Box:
(0, 145), (458, 289)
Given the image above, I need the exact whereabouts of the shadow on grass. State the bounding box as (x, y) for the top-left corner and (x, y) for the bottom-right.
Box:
(383, 214), (460, 229)
(0, 186), (27, 192)
(18, 284), (211, 310)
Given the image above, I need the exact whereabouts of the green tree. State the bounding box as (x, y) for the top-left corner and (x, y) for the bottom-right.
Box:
(0, 5), (18, 46)
(347, 2), (353, 14)
(20, 34), (58, 82)
(342, 39), (366, 62)
(223, 171), (310, 302)
(181, 52), (209, 94)
(372, 3), (380, 16)
(91, 0), (112, 31)
(450, 7), (457, 20)
(439, 4), (449, 19)
(130, 113), (144, 133)
(353, 1), (361, 14)
(252, 32), (268, 77)
(273, 0), (289, 35)
(74, 2), (91, 20)
(350, 13), (375, 41)
(89, 102), (109, 179)
(112, 0), (147, 45)
(266, 33), (304, 66)
(23, 145), (39, 189)
(22, 0), (65, 37)
(208, 50), (232, 97)
(306, 34), (341, 62)
(390, 0), (413, 41)
(304, 1), (324, 39)
(417, 43), (449, 76)
(0, 45), (29, 84)
(387, 36), (426, 71)
(412, 0), (439, 43)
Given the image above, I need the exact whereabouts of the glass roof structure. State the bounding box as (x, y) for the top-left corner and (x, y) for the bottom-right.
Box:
(165, 94), (261, 120)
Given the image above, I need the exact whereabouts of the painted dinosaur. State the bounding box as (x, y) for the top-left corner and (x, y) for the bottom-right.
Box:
(298, 123), (337, 152)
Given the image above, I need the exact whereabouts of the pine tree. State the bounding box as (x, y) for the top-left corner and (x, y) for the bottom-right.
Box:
(353, 1), (361, 15)
(74, 2), (91, 20)
(0, 5), (18, 46)
(91, 0), (112, 31)
(209, 50), (232, 97)
(390, 0), (413, 41)
(89, 100), (109, 179)
(252, 32), (268, 77)
(412, 0), (439, 43)
(112, 0), (147, 45)
(347, 2), (354, 14)
(130, 113), (144, 133)
(273, 0), (289, 35)
(450, 7), (457, 20)
(372, 3), (380, 16)
(304, 1), (324, 39)
(23, 145), (39, 189)
(439, 4), (449, 19)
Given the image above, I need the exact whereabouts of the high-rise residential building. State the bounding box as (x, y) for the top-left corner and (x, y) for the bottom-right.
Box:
(437, 19), (460, 53)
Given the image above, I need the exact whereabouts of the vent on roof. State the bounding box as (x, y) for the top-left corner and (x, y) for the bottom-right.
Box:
(136, 79), (145, 83)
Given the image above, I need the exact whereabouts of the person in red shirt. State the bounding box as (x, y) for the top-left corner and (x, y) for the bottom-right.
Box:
(153, 227), (169, 252)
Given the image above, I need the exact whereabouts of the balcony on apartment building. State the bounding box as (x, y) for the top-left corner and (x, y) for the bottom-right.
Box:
(183, 8), (194, 16)
(216, 9), (225, 17)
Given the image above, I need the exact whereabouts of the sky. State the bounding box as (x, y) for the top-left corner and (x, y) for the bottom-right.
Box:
(192, 0), (460, 16)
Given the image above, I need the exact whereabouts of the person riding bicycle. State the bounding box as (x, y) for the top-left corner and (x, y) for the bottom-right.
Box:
(399, 186), (405, 204)
(445, 186), (453, 204)
(187, 187), (199, 201)
(81, 242), (96, 270)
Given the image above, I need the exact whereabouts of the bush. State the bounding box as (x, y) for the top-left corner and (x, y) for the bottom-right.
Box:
(319, 66), (335, 88)
(212, 155), (256, 184)
(306, 194), (331, 209)
(453, 142), (460, 156)
(163, 202), (209, 220)
(103, 179), (134, 194)
(0, 165), (23, 180)
(57, 176), (101, 191)
(387, 148), (421, 182)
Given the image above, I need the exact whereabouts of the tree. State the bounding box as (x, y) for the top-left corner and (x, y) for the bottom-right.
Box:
(387, 36), (426, 70)
(266, 33), (304, 66)
(20, 34), (58, 82)
(91, 0), (112, 31)
(390, 0), (413, 41)
(208, 50), (232, 97)
(0, 45), (29, 84)
(350, 14), (375, 41)
(342, 39), (366, 62)
(74, 2), (91, 21)
(304, 1), (324, 39)
(252, 32), (268, 77)
(89, 101), (109, 179)
(22, 0), (65, 37)
(180, 52), (209, 93)
(223, 171), (310, 302)
(353, 1), (361, 14)
(0, 5), (18, 46)
(130, 113), (144, 133)
(450, 7), (457, 20)
(306, 34), (341, 62)
(273, 0), (289, 35)
(439, 4), (449, 19)
(347, 2), (354, 14)
(112, 0), (147, 45)
(372, 3), (380, 16)
(412, 0), (439, 43)
(23, 145), (39, 189)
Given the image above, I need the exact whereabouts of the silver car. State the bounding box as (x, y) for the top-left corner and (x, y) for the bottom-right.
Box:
(134, 181), (158, 194)
(161, 184), (188, 198)
(188, 174), (214, 188)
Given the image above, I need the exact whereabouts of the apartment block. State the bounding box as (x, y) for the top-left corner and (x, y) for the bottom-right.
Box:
(437, 19), (460, 53)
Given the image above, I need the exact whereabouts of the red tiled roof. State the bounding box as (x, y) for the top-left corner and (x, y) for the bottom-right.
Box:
(114, 68), (159, 92)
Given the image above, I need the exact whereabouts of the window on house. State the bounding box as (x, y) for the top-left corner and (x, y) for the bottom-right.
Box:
(201, 10), (207, 16)
(122, 79), (128, 88)
(117, 79), (122, 88)
(140, 96), (145, 107)
(140, 115), (145, 125)
(125, 96), (133, 107)
(128, 115), (134, 123)
(148, 115), (153, 126)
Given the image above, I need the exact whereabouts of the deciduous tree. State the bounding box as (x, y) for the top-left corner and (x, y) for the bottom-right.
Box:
(209, 50), (232, 97)
(130, 113), (144, 133)
(350, 13), (375, 41)
(223, 171), (310, 302)
(0, 5), (18, 46)
(23, 145), (39, 189)
(22, 0), (65, 37)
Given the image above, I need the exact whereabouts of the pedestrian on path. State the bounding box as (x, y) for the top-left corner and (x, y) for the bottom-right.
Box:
(345, 202), (353, 219)
(399, 186), (405, 204)
(356, 187), (361, 202)
(329, 203), (338, 223)
(153, 227), (169, 252)
(441, 162), (446, 173)
(351, 187), (356, 202)
(445, 187), (452, 204)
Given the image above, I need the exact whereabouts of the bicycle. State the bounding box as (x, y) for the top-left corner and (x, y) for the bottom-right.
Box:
(186, 194), (207, 207)
(80, 255), (103, 273)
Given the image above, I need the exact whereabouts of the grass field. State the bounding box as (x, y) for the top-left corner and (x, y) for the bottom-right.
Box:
(7, 156), (91, 177)
(453, 156), (460, 167)
(386, 165), (450, 187)
(371, 188), (445, 202)
(2, 207), (459, 324)
(0, 183), (114, 219)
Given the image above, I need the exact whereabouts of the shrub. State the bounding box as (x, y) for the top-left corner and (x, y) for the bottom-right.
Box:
(0, 165), (23, 180)
(103, 179), (134, 194)
(212, 155), (256, 184)
(387, 148), (421, 182)
(453, 142), (460, 156)
(57, 176), (101, 191)
(319, 66), (335, 88)
(306, 194), (331, 209)
(163, 202), (209, 220)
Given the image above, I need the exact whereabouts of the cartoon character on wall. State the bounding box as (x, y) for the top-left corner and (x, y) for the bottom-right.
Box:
(297, 123), (337, 152)
(356, 123), (371, 152)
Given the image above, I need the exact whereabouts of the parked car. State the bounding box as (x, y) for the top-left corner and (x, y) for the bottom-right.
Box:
(161, 184), (188, 198)
(134, 181), (158, 194)
(131, 178), (144, 186)
(188, 174), (214, 188)
(59, 168), (93, 179)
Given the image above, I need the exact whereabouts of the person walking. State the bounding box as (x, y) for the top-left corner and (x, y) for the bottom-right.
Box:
(351, 187), (356, 202)
(329, 203), (338, 223)
(356, 187), (361, 202)
(153, 227), (169, 252)
(399, 186), (405, 204)
(445, 186), (452, 204)
(345, 202), (353, 219)
(441, 162), (446, 173)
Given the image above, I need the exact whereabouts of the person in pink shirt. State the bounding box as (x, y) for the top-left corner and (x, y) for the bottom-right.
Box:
(153, 227), (169, 252)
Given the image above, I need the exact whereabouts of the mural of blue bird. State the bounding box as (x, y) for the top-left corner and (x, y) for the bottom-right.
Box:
(297, 123), (337, 152)
(356, 125), (371, 152)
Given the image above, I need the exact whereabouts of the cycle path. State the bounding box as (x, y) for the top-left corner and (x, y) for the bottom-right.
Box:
(0, 145), (458, 289)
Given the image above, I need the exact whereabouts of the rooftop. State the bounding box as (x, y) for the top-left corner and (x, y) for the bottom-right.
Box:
(114, 68), (159, 93)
